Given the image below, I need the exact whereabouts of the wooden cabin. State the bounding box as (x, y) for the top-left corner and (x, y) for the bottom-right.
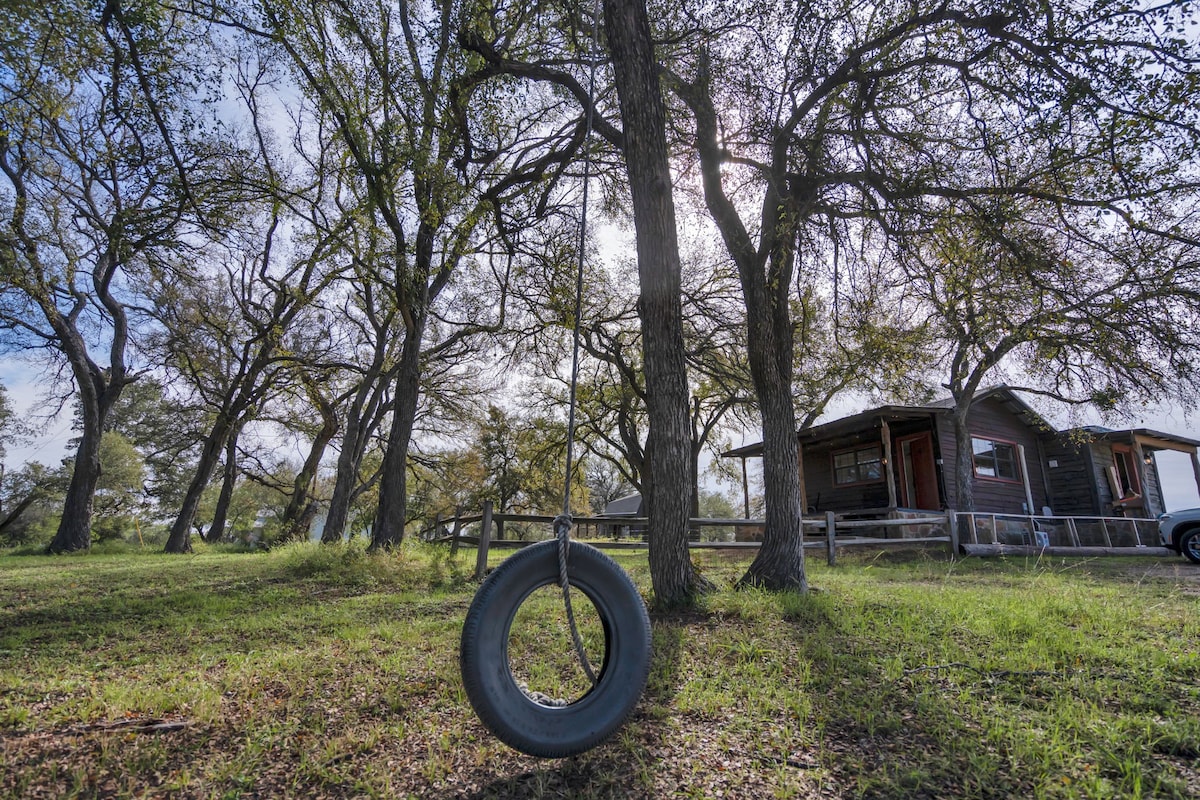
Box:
(724, 387), (1200, 520)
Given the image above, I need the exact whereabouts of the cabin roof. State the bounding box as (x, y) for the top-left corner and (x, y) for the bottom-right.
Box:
(602, 493), (643, 516)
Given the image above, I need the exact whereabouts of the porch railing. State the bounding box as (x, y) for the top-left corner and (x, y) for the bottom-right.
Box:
(954, 512), (1160, 550)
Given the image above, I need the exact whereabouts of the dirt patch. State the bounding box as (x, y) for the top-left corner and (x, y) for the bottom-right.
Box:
(1103, 559), (1200, 592)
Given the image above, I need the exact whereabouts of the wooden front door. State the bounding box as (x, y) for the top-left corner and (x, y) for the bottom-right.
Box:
(897, 433), (940, 510)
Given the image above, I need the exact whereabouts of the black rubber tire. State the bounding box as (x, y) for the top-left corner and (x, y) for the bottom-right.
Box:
(459, 540), (652, 758)
(1180, 528), (1200, 564)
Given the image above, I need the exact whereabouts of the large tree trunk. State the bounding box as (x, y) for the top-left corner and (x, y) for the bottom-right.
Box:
(323, 357), (391, 543)
(281, 395), (338, 542)
(323, 419), (363, 543)
(46, 275), (129, 554)
(678, 57), (808, 592)
(370, 320), (424, 550)
(48, 430), (101, 554)
(739, 351), (807, 589)
(165, 413), (236, 553)
(737, 240), (807, 589)
(951, 405), (975, 512)
(605, 0), (711, 608)
(204, 433), (240, 544)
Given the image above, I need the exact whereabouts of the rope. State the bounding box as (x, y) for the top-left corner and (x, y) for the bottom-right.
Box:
(555, 514), (597, 684)
(556, 0), (604, 688)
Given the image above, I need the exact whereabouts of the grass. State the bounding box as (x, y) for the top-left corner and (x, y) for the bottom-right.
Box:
(0, 541), (1197, 798)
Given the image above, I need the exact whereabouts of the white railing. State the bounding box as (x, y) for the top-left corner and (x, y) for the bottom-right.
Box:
(953, 512), (1160, 550)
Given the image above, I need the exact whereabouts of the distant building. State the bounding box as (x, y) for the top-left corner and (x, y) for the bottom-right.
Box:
(601, 493), (645, 539)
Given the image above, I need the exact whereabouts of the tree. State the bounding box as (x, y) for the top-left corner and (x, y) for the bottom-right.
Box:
(603, 0), (713, 606)
(0, 461), (70, 546)
(249, 0), (548, 551)
(0, 0), (233, 552)
(639, 0), (1200, 588)
(154, 214), (339, 552)
(2, 1), (184, 551)
(0, 383), (58, 543)
(898, 201), (1200, 510)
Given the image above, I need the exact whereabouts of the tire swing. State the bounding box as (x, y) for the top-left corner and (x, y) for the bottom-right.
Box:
(459, 3), (652, 757)
(459, 523), (652, 758)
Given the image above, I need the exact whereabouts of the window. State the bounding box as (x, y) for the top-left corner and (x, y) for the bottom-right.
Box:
(1111, 445), (1140, 497)
(833, 446), (883, 485)
(972, 437), (1019, 480)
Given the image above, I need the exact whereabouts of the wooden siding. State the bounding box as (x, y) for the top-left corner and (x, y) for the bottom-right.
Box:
(934, 397), (1050, 514)
(802, 440), (890, 511)
(1089, 441), (1118, 510)
(1042, 438), (1098, 516)
(1141, 453), (1166, 517)
(799, 407), (1055, 515)
(792, 392), (1188, 518)
(934, 413), (959, 509)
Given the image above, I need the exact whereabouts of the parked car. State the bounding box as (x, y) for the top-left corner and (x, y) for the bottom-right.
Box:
(1158, 508), (1200, 564)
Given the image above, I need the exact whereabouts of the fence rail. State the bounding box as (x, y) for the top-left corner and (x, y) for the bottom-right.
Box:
(432, 504), (1175, 577)
(433, 502), (960, 578)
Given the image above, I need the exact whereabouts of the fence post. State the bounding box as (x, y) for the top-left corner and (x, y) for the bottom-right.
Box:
(826, 511), (837, 566)
(947, 511), (959, 556)
(475, 500), (494, 580)
(449, 506), (464, 557)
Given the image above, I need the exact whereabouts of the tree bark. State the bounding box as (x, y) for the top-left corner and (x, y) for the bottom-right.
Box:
(45, 256), (131, 554)
(675, 55), (808, 592)
(604, 0), (711, 607)
(165, 413), (237, 553)
(46, 344), (122, 554)
(370, 318), (425, 550)
(281, 393), (339, 542)
(49, 433), (101, 554)
(739, 360), (807, 589)
(204, 432), (240, 544)
(951, 405), (975, 513)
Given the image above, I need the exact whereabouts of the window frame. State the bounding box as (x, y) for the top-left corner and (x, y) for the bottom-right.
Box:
(1111, 443), (1141, 497)
(831, 444), (885, 486)
(970, 435), (1022, 483)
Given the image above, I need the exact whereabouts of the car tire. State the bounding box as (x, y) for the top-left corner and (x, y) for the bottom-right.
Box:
(1179, 528), (1200, 564)
(459, 539), (652, 758)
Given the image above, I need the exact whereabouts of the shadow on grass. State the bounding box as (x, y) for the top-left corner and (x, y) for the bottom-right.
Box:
(780, 582), (1032, 797)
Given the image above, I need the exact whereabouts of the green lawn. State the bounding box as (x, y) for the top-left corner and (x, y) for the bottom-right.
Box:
(1, 542), (1197, 798)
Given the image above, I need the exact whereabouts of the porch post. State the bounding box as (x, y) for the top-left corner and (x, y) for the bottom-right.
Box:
(881, 420), (897, 509)
(1132, 440), (1154, 516)
(1017, 443), (1036, 515)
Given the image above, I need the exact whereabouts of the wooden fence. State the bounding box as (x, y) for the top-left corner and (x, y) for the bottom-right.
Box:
(431, 502), (958, 579)
(431, 504), (1174, 578)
